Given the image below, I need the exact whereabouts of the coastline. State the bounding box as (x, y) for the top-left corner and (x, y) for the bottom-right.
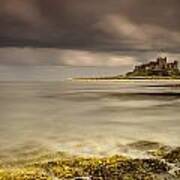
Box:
(1, 78), (180, 179)
(0, 141), (179, 179)
(72, 77), (180, 83)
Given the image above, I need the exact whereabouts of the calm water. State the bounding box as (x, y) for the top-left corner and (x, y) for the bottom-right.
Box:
(0, 80), (180, 159)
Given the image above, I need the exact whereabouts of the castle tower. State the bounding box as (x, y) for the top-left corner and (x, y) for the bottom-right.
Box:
(173, 60), (178, 69)
(157, 57), (167, 69)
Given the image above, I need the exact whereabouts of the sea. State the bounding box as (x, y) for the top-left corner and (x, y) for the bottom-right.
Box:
(0, 80), (180, 161)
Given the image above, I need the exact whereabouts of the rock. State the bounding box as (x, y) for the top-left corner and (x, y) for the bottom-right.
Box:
(148, 146), (172, 158)
(0, 152), (178, 180)
(127, 141), (162, 151)
(163, 147), (180, 165)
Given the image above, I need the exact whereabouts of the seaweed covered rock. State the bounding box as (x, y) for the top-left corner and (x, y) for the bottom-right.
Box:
(1, 151), (180, 180)
(0, 155), (173, 180)
(127, 141), (162, 151)
(163, 147), (180, 165)
(88, 158), (170, 180)
(127, 141), (173, 160)
(0, 167), (52, 180)
(148, 146), (172, 158)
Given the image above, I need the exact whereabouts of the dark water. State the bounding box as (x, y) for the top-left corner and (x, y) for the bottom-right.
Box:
(0, 80), (180, 159)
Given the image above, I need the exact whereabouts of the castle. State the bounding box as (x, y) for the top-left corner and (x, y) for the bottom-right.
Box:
(127, 57), (180, 77)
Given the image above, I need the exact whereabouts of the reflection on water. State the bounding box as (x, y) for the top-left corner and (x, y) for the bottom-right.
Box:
(0, 80), (180, 159)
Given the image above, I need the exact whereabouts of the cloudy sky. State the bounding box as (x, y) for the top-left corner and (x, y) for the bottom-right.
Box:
(0, 0), (180, 69)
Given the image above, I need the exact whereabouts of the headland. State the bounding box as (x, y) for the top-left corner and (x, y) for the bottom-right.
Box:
(74, 57), (180, 81)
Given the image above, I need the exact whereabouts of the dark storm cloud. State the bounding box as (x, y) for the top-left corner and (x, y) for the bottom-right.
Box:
(121, 0), (180, 32)
(0, 0), (179, 49)
(0, 0), (180, 66)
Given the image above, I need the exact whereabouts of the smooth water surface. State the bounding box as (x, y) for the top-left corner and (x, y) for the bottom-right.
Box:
(0, 80), (180, 158)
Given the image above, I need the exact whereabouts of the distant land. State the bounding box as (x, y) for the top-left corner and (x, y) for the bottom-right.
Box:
(75, 57), (180, 80)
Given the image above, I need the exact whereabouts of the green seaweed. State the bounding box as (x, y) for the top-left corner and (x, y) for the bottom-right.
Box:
(0, 153), (176, 180)
(0, 145), (180, 180)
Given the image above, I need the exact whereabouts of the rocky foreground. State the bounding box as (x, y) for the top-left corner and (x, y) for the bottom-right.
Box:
(0, 141), (180, 180)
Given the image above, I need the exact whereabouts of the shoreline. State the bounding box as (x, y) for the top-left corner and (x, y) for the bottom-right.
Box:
(72, 78), (180, 83)
(0, 141), (180, 179)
